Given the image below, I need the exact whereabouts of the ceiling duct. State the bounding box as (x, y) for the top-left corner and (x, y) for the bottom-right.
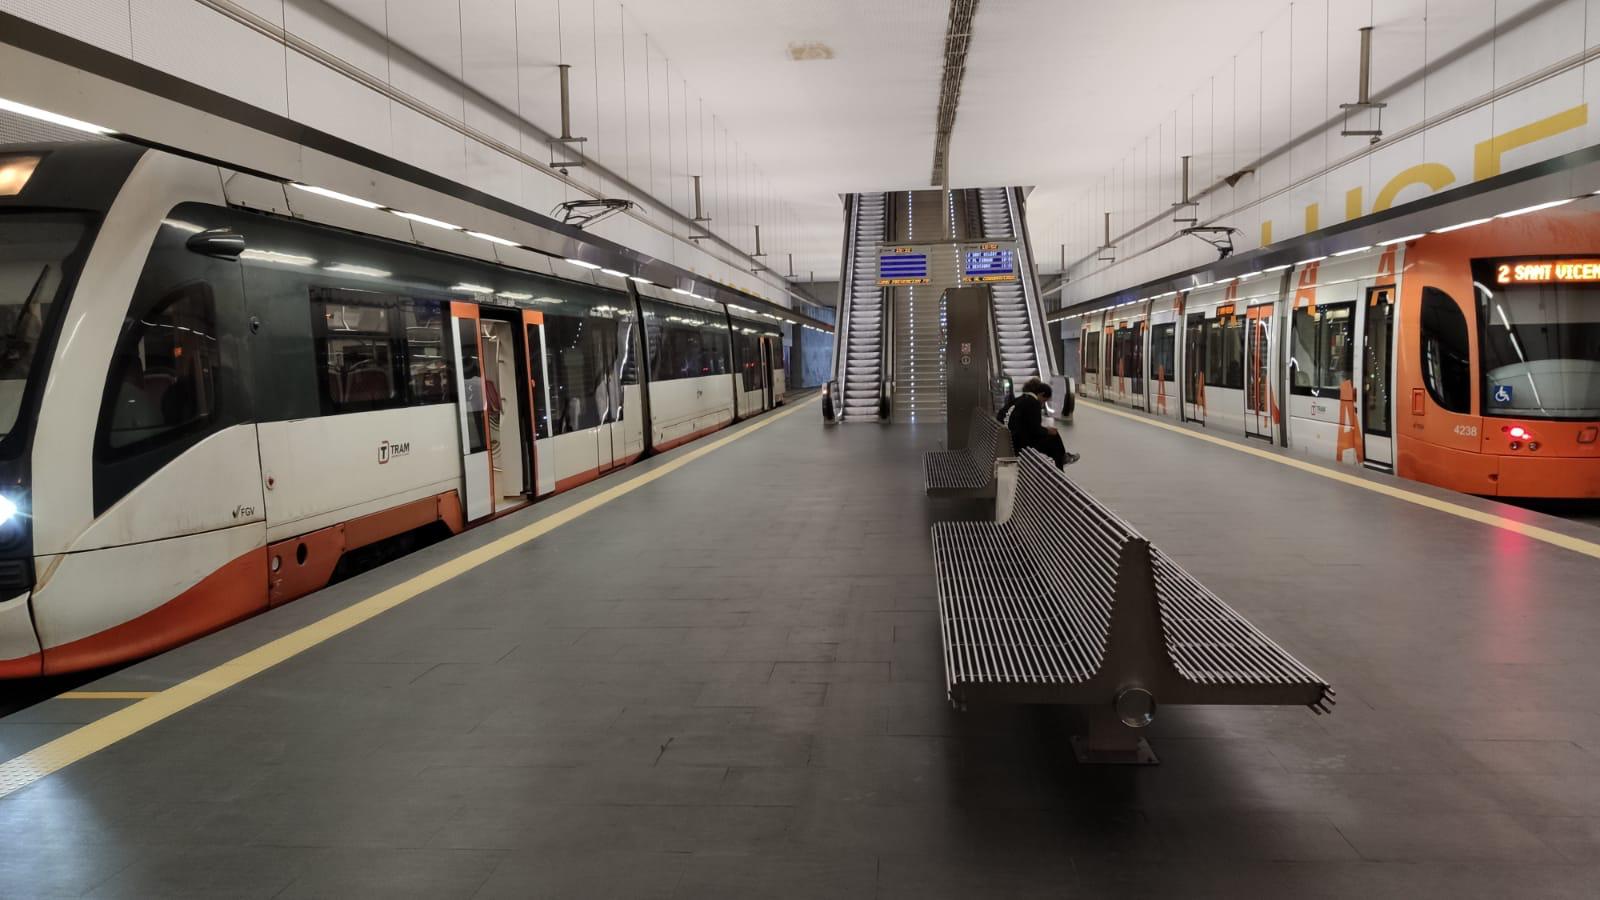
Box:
(930, 0), (980, 188)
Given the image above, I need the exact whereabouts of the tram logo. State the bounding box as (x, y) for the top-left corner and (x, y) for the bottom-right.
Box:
(378, 440), (412, 464)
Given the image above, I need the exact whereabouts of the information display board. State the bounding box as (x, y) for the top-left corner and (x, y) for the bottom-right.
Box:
(962, 243), (1017, 283)
(877, 247), (930, 285)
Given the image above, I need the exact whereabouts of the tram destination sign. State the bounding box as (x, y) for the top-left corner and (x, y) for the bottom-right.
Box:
(877, 247), (930, 285)
(1494, 258), (1600, 284)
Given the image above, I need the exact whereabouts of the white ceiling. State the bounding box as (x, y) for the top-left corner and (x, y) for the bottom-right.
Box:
(320, 0), (1292, 289)
(612, 0), (1292, 283)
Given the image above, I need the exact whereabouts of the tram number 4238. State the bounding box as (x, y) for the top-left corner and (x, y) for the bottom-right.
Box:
(1453, 424), (1480, 438)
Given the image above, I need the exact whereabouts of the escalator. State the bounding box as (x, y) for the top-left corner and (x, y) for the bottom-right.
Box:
(836, 192), (889, 420)
(974, 187), (1044, 382)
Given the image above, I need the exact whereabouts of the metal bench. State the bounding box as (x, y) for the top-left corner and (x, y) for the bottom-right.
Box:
(932, 449), (1332, 763)
(924, 409), (1013, 497)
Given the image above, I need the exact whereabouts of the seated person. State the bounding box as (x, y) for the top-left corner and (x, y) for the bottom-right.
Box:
(1006, 380), (1079, 468)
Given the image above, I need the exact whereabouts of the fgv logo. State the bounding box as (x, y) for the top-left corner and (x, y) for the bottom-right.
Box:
(378, 440), (412, 464)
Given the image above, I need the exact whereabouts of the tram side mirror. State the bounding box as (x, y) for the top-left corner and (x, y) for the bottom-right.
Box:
(186, 229), (246, 260)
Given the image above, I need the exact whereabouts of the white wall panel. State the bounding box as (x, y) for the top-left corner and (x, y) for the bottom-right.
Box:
(286, 51), (392, 154)
(385, 2), (465, 119)
(389, 102), (468, 185)
(285, 0), (389, 81)
(1061, 0), (1600, 306)
(131, 0), (289, 114)
(0, 0), (132, 56)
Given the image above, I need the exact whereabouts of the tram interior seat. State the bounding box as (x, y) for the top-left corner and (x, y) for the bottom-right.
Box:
(932, 449), (1332, 763)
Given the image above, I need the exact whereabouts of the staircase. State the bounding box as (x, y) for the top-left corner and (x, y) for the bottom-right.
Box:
(974, 187), (1041, 382)
(838, 193), (888, 420)
(891, 190), (951, 423)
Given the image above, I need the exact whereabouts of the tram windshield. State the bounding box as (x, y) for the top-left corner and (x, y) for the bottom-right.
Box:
(1473, 266), (1600, 420)
(0, 212), (89, 440)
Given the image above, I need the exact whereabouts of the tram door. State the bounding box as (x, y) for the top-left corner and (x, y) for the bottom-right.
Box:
(448, 302), (493, 522)
(760, 335), (778, 409)
(1183, 313), (1206, 423)
(523, 310), (556, 496)
(1361, 287), (1396, 467)
(1245, 304), (1274, 440)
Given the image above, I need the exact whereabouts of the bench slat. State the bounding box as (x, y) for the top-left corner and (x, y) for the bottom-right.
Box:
(935, 449), (1330, 709)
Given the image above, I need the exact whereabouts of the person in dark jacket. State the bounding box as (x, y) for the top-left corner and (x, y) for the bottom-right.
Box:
(1006, 381), (1078, 468)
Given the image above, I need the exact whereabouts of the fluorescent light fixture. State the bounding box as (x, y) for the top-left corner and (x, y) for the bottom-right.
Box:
(728, 304), (756, 313)
(325, 263), (391, 278)
(451, 283), (494, 293)
(671, 287), (696, 295)
(1296, 256), (1328, 266)
(1262, 263), (1292, 272)
(0, 97), (114, 135)
(600, 268), (629, 279)
(466, 230), (518, 247)
(498, 291), (533, 301)
(290, 183), (384, 209)
(1239, 271), (1262, 280)
(1495, 198), (1573, 218)
(1378, 234), (1425, 246)
(1432, 218), (1490, 234)
(530, 296), (563, 305)
(240, 249), (316, 266)
(1196, 281), (1216, 289)
(630, 276), (652, 285)
(1332, 245), (1373, 257)
(1156, 290), (1178, 298)
(393, 210), (461, 230)
(566, 258), (602, 270)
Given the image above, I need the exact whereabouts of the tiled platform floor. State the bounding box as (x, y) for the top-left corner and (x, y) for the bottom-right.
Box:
(1, 399), (1598, 898)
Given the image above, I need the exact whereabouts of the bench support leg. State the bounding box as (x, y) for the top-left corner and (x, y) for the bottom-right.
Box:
(1071, 705), (1159, 765)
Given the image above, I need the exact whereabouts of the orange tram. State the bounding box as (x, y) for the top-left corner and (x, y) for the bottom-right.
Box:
(1072, 203), (1600, 499)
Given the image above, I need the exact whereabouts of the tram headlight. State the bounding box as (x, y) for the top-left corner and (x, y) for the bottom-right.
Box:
(0, 494), (17, 525)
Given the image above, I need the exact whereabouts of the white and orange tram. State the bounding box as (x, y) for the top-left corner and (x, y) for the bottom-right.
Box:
(1076, 205), (1600, 499)
(0, 141), (790, 676)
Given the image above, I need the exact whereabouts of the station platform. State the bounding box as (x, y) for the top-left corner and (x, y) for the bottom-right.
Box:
(2, 397), (1599, 898)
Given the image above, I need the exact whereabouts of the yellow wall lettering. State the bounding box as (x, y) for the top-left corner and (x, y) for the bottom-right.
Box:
(1345, 187), (1363, 221)
(1261, 220), (1273, 246)
(1373, 162), (1456, 212)
(1474, 103), (1588, 180)
(1304, 202), (1319, 232)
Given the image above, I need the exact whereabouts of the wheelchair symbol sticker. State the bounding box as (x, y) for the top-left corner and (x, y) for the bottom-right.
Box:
(1492, 384), (1513, 404)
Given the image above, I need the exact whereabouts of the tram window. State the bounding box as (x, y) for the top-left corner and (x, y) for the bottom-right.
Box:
(1472, 268), (1600, 419)
(102, 284), (220, 451)
(311, 289), (404, 414)
(401, 298), (452, 405)
(735, 328), (764, 391)
(543, 302), (634, 433)
(1150, 323), (1176, 381)
(1421, 287), (1473, 414)
(700, 326), (731, 375)
(1204, 316), (1245, 390)
(456, 317), (487, 454)
(1184, 313), (1207, 394)
(1082, 334), (1098, 374)
(1288, 303), (1355, 397)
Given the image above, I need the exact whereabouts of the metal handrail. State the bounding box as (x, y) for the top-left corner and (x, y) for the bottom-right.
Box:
(1006, 187), (1057, 377)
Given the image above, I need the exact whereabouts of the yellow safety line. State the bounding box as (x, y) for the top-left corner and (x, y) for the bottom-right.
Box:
(0, 399), (815, 799)
(1078, 401), (1600, 561)
(53, 692), (158, 700)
